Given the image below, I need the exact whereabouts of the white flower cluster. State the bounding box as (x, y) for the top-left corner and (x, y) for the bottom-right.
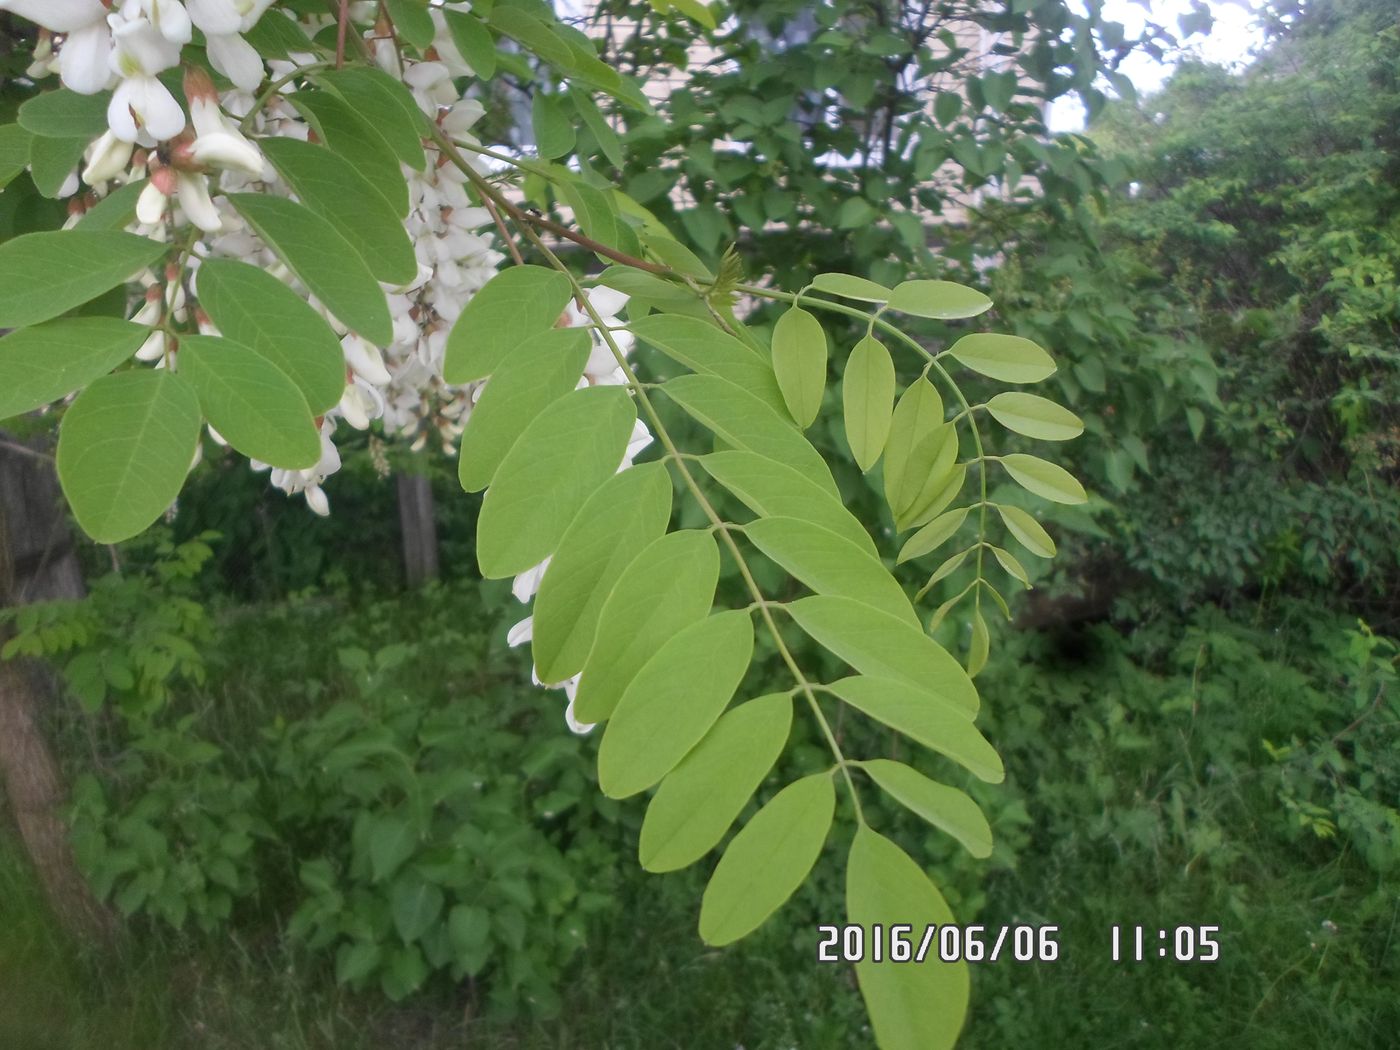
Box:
(5, 0), (512, 513)
(5, 0), (659, 732)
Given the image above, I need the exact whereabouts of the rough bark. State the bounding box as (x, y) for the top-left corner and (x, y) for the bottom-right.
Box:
(397, 472), (440, 586)
(0, 429), (115, 940)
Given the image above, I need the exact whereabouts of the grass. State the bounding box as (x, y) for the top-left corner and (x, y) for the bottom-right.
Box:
(2, 587), (1396, 1049)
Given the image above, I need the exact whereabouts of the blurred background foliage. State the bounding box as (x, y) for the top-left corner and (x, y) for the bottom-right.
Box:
(2, 0), (1398, 1047)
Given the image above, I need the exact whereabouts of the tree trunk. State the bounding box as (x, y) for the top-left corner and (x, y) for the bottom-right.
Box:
(0, 430), (115, 940)
(397, 472), (440, 587)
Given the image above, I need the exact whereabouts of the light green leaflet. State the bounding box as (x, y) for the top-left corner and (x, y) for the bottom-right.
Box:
(194, 259), (347, 415)
(770, 305), (828, 428)
(531, 92), (576, 159)
(442, 265), (574, 383)
(882, 378), (944, 517)
(968, 608), (991, 676)
(905, 462), (967, 531)
(74, 180), (145, 231)
(572, 529), (719, 724)
(810, 272), (893, 303)
(288, 90), (409, 216)
(476, 386), (637, 578)
(947, 333), (1056, 384)
(0, 124), (34, 189)
(847, 826), (969, 1050)
(786, 595), (979, 715)
(260, 137), (418, 285)
(825, 676), (1001, 782)
(859, 759), (993, 857)
(843, 335), (895, 472)
(663, 374), (838, 496)
(531, 463), (673, 684)
(29, 134), (89, 198)
(887, 279), (991, 319)
(177, 335), (321, 470)
(626, 314), (785, 414)
(743, 517), (918, 627)
(639, 693), (792, 873)
(457, 328), (591, 492)
(598, 610), (755, 799)
(1000, 453), (1088, 505)
(897, 506), (970, 565)
(985, 391), (1084, 441)
(698, 450), (876, 556)
(699, 773), (835, 946)
(997, 503), (1056, 558)
(443, 10), (497, 80)
(382, 0), (434, 49)
(227, 194), (392, 346)
(315, 68), (427, 171)
(0, 319), (149, 420)
(0, 231), (166, 329)
(17, 88), (109, 138)
(56, 371), (202, 544)
(891, 422), (958, 529)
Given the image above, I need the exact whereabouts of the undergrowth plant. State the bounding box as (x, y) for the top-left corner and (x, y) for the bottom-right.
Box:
(0, 3), (1092, 1045)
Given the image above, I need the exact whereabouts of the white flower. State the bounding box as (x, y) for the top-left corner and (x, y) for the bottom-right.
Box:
(83, 131), (135, 185)
(0, 0), (114, 94)
(185, 0), (241, 35)
(107, 19), (186, 141)
(206, 30), (264, 92)
(136, 178), (170, 224)
(505, 617), (595, 735)
(176, 172), (222, 232)
(187, 98), (265, 176)
(133, 0), (193, 45)
(0, 0), (104, 31)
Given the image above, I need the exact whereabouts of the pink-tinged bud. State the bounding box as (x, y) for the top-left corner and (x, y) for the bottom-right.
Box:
(151, 163), (179, 196)
(183, 64), (218, 105)
(170, 139), (199, 170)
(67, 198), (86, 218)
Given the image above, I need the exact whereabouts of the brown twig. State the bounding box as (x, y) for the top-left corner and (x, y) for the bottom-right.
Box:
(335, 0), (349, 68)
(481, 193), (525, 266)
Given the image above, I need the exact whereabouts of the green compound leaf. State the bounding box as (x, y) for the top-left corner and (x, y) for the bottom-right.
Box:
(1000, 453), (1088, 505)
(195, 258), (347, 415)
(260, 137), (418, 285)
(663, 374), (837, 496)
(0, 231), (166, 329)
(859, 760), (993, 857)
(699, 450), (876, 557)
(442, 265), (574, 383)
(946, 333), (1056, 384)
(786, 595), (978, 715)
(639, 693), (793, 873)
(531, 92), (576, 160)
(457, 328), (590, 493)
(743, 517), (918, 627)
(699, 773), (835, 946)
(573, 529), (719, 723)
(74, 180), (145, 231)
(0, 318), (149, 420)
(810, 272), (893, 303)
(626, 314), (784, 414)
(177, 334), (321, 470)
(886, 279), (991, 320)
(770, 305), (828, 428)
(985, 392), (1084, 442)
(288, 90), (409, 216)
(227, 193), (392, 346)
(843, 335), (896, 472)
(897, 507), (970, 566)
(996, 503), (1056, 559)
(846, 826), (969, 1050)
(57, 370), (202, 544)
(476, 385), (637, 578)
(532, 462), (673, 684)
(826, 676), (1002, 783)
(389, 872), (444, 944)
(599, 610), (754, 799)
